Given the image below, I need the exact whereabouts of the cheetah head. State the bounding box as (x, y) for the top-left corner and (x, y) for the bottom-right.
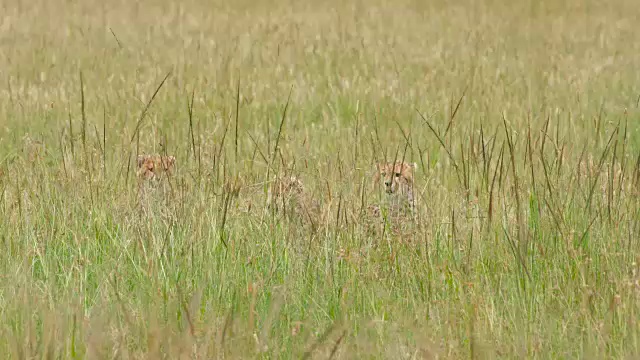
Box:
(374, 161), (416, 194)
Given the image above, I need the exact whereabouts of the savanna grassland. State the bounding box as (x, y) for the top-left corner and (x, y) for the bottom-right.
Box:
(1, 0), (640, 358)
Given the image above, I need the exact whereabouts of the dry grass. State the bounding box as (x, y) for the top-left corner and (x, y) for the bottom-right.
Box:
(1, 0), (640, 358)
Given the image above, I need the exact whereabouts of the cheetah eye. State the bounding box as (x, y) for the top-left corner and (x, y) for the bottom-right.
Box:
(395, 173), (401, 177)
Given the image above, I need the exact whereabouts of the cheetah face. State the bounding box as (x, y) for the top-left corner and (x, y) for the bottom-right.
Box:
(137, 154), (176, 180)
(375, 161), (415, 194)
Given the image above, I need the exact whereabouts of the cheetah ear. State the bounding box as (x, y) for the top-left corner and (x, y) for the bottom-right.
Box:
(412, 162), (417, 170)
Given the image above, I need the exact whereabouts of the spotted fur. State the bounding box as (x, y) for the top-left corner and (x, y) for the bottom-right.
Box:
(136, 154), (176, 181)
(373, 161), (417, 214)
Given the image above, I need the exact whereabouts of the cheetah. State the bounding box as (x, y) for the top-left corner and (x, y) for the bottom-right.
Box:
(267, 174), (322, 230)
(372, 161), (417, 214)
(267, 175), (305, 208)
(365, 161), (418, 238)
(136, 154), (176, 208)
(136, 154), (176, 181)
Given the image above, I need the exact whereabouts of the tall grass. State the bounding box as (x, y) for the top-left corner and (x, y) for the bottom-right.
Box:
(1, 0), (639, 357)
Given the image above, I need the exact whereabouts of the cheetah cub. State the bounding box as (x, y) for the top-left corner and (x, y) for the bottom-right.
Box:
(267, 175), (304, 211)
(137, 154), (176, 181)
(136, 154), (176, 204)
(267, 175), (322, 229)
(372, 161), (417, 216)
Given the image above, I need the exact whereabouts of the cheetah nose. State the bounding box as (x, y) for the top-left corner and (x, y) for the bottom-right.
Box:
(384, 180), (391, 186)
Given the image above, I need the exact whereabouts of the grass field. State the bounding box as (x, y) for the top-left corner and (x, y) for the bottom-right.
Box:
(1, 0), (640, 358)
